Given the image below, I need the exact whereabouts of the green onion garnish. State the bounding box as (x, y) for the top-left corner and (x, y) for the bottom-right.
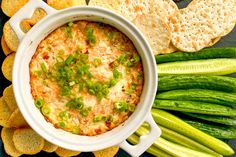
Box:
(40, 62), (48, 73)
(59, 111), (70, 120)
(58, 121), (65, 128)
(114, 102), (128, 112)
(93, 115), (103, 122)
(65, 54), (75, 65)
(34, 98), (45, 108)
(86, 27), (96, 46)
(41, 106), (51, 115)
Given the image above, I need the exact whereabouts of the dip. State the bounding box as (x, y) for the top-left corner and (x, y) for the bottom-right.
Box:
(29, 21), (143, 136)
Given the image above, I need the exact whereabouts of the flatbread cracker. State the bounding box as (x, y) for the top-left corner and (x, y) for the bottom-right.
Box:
(1, 36), (13, 56)
(20, 20), (32, 33)
(169, 0), (236, 52)
(3, 22), (19, 52)
(93, 146), (119, 157)
(88, 0), (121, 13)
(47, 0), (86, 10)
(3, 85), (18, 111)
(1, 52), (15, 81)
(7, 109), (28, 128)
(13, 128), (45, 154)
(55, 147), (81, 157)
(1, 0), (29, 17)
(1, 128), (22, 157)
(0, 97), (12, 127)
(133, 14), (171, 55)
(42, 140), (58, 153)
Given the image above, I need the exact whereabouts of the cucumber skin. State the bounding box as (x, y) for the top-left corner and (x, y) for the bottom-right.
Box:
(151, 109), (234, 155)
(155, 48), (236, 64)
(183, 112), (236, 126)
(158, 75), (236, 92)
(157, 89), (236, 107)
(159, 125), (222, 157)
(153, 100), (236, 116)
(157, 58), (236, 76)
(184, 119), (236, 139)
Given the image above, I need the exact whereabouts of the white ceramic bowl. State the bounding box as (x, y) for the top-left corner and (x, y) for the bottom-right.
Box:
(10, 0), (160, 156)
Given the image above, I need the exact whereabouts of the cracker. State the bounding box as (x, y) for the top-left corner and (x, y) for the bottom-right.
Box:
(3, 85), (18, 111)
(169, 0), (236, 52)
(158, 43), (178, 55)
(208, 37), (221, 47)
(1, 128), (22, 157)
(3, 22), (19, 52)
(88, 0), (121, 13)
(20, 20), (32, 33)
(47, 0), (86, 10)
(1, 52), (15, 81)
(1, 0), (29, 17)
(93, 146), (119, 157)
(42, 140), (58, 153)
(55, 147), (81, 157)
(13, 128), (44, 154)
(0, 97), (12, 127)
(27, 8), (47, 26)
(7, 109), (28, 128)
(1, 36), (13, 56)
(133, 14), (171, 55)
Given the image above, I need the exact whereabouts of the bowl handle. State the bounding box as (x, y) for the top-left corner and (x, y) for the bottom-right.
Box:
(9, 0), (56, 41)
(119, 112), (161, 157)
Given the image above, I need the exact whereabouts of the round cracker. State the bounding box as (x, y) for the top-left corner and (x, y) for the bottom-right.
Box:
(0, 97), (12, 127)
(3, 22), (19, 52)
(157, 43), (178, 55)
(47, 0), (86, 10)
(20, 20), (32, 33)
(7, 109), (28, 128)
(1, 52), (15, 81)
(208, 37), (221, 47)
(169, 0), (236, 52)
(13, 128), (45, 155)
(132, 14), (171, 55)
(93, 146), (119, 157)
(3, 85), (18, 111)
(1, 128), (22, 157)
(42, 140), (58, 153)
(1, 0), (29, 17)
(55, 147), (81, 157)
(1, 36), (13, 56)
(27, 8), (47, 26)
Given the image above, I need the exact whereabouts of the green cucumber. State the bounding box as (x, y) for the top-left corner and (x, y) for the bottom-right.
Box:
(151, 109), (234, 156)
(143, 124), (222, 157)
(183, 112), (236, 125)
(153, 100), (236, 116)
(157, 89), (236, 107)
(158, 75), (236, 92)
(136, 126), (216, 157)
(157, 58), (236, 76)
(127, 134), (173, 157)
(183, 119), (236, 139)
(155, 48), (236, 64)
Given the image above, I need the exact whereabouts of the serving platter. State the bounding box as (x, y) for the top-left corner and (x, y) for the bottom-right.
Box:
(0, 0), (236, 156)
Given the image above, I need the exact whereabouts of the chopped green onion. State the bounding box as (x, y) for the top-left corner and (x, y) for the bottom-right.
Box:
(114, 102), (128, 112)
(128, 104), (136, 112)
(93, 115), (103, 122)
(72, 126), (80, 134)
(66, 97), (84, 110)
(117, 54), (129, 64)
(105, 115), (113, 122)
(80, 109), (89, 117)
(127, 55), (141, 67)
(40, 62), (48, 73)
(93, 58), (102, 67)
(34, 98), (45, 108)
(108, 79), (118, 87)
(65, 54), (75, 65)
(86, 27), (96, 46)
(113, 68), (122, 79)
(58, 121), (65, 128)
(41, 106), (51, 115)
(68, 22), (74, 27)
(69, 81), (76, 86)
(59, 111), (70, 120)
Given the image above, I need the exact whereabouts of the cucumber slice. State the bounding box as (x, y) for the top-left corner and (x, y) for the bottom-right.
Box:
(155, 47), (236, 64)
(158, 59), (236, 76)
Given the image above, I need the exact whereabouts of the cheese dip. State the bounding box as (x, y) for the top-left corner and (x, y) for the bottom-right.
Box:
(30, 21), (144, 136)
